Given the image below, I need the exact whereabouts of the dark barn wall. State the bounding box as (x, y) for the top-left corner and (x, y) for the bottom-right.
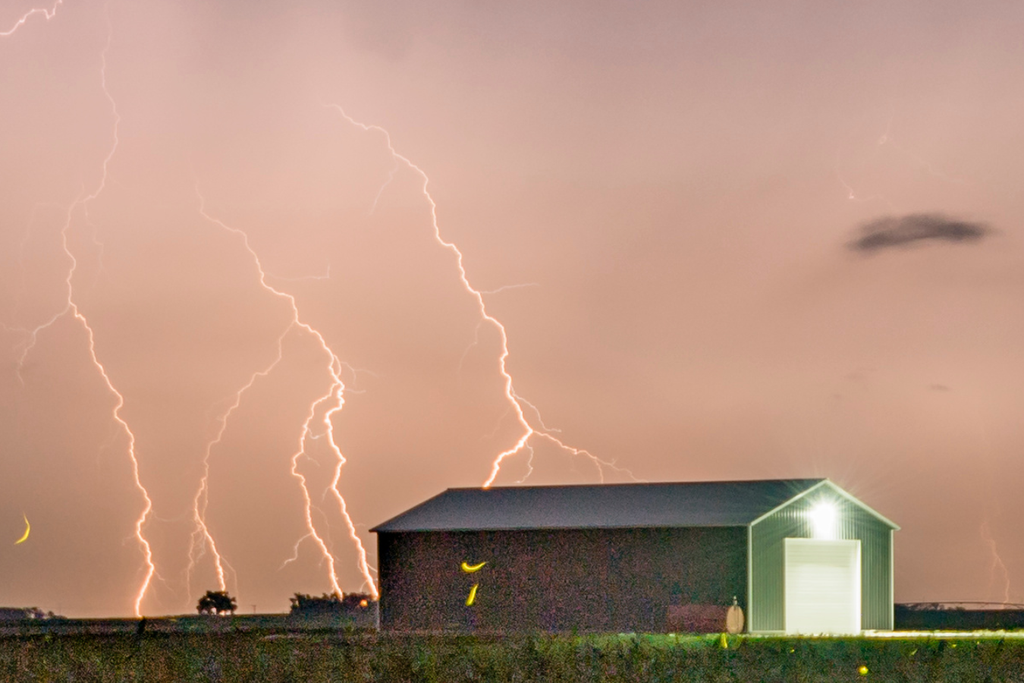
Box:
(749, 495), (893, 632)
(378, 527), (747, 633)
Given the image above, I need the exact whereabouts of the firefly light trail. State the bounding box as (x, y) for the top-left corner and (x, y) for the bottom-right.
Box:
(14, 515), (30, 545)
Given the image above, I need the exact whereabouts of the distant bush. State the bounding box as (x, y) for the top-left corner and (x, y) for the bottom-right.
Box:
(288, 592), (373, 615)
(0, 608), (61, 621)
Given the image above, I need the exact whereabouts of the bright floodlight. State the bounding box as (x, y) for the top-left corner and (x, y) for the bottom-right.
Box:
(808, 501), (839, 540)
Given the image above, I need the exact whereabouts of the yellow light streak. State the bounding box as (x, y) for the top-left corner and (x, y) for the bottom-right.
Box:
(461, 561), (486, 573)
(14, 515), (30, 545)
(466, 584), (479, 606)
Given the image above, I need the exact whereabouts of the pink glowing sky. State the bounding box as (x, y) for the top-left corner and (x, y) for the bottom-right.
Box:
(2, 0), (1023, 617)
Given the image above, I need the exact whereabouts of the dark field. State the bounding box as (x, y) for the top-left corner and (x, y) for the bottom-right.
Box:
(3, 618), (1024, 682)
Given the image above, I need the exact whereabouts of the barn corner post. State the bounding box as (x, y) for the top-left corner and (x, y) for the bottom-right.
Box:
(746, 523), (753, 633)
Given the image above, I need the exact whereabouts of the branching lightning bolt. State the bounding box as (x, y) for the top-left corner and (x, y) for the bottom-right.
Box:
(195, 191), (377, 599)
(4, 5), (157, 617)
(185, 357), (288, 599)
(8, 2), (633, 610)
(834, 150), (891, 207)
(185, 288), (368, 600)
(479, 283), (541, 296)
(835, 113), (969, 207)
(325, 104), (638, 489)
(967, 399), (1012, 607)
(76, 291), (156, 618)
(0, 0), (63, 37)
(877, 115), (968, 186)
(980, 520), (1012, 605)
(269, 264), (332, 283)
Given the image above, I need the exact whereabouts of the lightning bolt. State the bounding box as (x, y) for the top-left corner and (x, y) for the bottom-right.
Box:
(185, 339), (373, 605)
(268, 264), (332, 283)
(964, 395), (1012, 607)
(876, 115), (968, 186)
(279, 533), (311, 570)
(185, 355), (288, 601)
(0, 0), (63, 37)
(4, 3), (158, 617)
(8, 3), (633, 611)
(835, 149), (890, 207)
(835, 113), (968, 207)
(185, 286), (368, 603)
(195, 190), (377, 599)
(479, 283), (541, 296)
(325, 105), (638, 489)
(980, 520), (1012, 605)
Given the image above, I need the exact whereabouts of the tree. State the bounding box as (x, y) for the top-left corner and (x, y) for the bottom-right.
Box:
(197, 590), (237, 615)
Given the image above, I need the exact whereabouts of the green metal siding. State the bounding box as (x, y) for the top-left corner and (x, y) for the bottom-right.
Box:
(749, 488), (893, 632)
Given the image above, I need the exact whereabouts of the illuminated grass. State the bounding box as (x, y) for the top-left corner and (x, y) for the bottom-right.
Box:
(3, 627), (1024, 682)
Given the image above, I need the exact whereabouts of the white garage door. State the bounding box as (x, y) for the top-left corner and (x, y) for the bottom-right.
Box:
(784, 538), (861, 635)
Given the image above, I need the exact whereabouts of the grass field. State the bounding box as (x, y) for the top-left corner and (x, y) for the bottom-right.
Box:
(4, 621), (1024, 682)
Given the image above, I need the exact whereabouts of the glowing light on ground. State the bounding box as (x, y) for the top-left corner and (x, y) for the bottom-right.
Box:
(862, 630), (1024, 639)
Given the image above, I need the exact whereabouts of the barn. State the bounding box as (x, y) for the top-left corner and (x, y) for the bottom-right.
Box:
(371, 478), (898, 634)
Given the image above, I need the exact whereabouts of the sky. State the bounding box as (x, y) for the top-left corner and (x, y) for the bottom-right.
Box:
(1, 0), (1023, 617)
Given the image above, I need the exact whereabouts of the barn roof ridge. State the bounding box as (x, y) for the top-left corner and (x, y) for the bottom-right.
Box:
(445, 477), (826, 493)
(371, 477), (848, 533)
(747, 479), (900, 530)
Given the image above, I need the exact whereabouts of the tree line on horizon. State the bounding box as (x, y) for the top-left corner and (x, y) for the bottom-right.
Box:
(196, 590), (375, 616)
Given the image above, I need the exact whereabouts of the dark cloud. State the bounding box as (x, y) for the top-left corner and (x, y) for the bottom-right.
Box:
(848, 214), (990, 253)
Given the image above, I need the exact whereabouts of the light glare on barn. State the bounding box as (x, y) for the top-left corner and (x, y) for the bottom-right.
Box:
(809, 502), (839, 540)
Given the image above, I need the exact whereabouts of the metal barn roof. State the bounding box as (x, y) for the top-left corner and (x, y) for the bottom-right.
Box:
(371, 479), (829, 532)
